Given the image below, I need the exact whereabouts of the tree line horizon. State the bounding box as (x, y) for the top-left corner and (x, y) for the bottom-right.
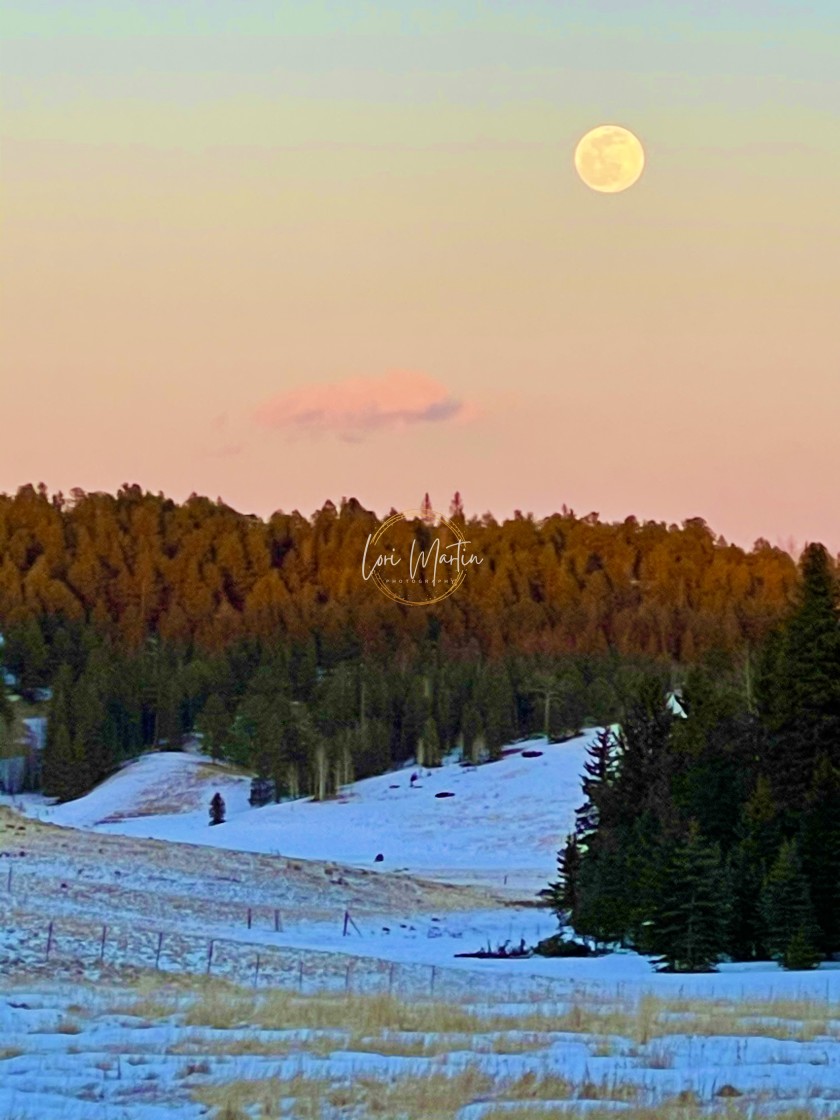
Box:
(0, 482), (810, 660)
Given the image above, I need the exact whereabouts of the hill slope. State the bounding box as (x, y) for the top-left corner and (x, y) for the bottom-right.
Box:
(20, 733), (595, 895)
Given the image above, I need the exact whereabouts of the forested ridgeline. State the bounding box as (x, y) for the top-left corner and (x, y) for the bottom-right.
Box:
(548, 543), (840, 972)
(0, 482), (813, 807)
(0, 483), (799, 659)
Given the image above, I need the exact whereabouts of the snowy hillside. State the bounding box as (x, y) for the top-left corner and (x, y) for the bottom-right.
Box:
(15, 733), (595, 896)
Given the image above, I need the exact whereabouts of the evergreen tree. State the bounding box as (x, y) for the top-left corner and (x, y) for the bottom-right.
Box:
(799, 753), (840, 955)
(760, 543), (840, 812)
(726, 843), (769, 963)
(575, 726), (619, 841)
(195, 693), (231, 761)
(572, 833), (630, 948)
(420, 714), (442, 767)
(478, 664), (516, 761)
(42, 664), (76, 800)
(648, 821), (727, 972)
(0, 676), (12, 731)
(73, 660), (111, 784)
(43, 722), (77, 801)
(156, 668), (184, 748)
(544, 833), (581, 922)
(760, 839), (821, 969)
(617, 672), (675, 818)
(209, 791), (226, 825)
(3, 618), (49, 695)
(722, 776), (779, 961)
(69, 733), (92, 799)
(669, 666), (756, 853)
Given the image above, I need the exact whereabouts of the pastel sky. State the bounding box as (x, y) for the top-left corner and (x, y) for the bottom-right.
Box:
(3, 1), (840, 550)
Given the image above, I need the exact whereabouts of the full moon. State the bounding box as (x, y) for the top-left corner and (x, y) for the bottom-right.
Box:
(574, 124), (645, 193)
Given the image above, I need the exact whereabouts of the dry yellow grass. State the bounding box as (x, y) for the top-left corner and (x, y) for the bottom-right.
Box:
(194, 1073), (339, 1120)
(193, 1067), (830, 1120)
(28, 1017), (83, 1036)
(169, 1025), (554, 1062)
(116, 974), (839, 1047)
(1, 967), (835, 1120)
(331, 1064), (496, 1120)
(478, 1108), (827, 1120)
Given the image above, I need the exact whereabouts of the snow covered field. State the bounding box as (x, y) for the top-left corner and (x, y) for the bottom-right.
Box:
(2, 732), (840, 1117)
(15, 733), (593, 896)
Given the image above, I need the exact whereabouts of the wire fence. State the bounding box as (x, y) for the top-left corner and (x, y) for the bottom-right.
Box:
(0, 905), (575, 1004)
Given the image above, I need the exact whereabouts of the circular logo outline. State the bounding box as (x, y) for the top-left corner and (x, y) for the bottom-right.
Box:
(370, 508), (469, 606)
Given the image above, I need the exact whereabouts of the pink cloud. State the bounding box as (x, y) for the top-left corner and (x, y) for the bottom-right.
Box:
(254, 371), (471, 439)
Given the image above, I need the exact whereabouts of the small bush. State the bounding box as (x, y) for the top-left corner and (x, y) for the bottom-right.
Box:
(532, 934), (596, 958)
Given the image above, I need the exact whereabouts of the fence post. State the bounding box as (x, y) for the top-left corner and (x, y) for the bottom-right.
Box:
(274, 909), (282, 932)
(388, 962), (395, 996)
(345, 961), (352, 993)
(343, 910), (361, 937)
(298, 959), (304, 993)
(430, 965), (436, 997)
(100, 924), (108, 963)
(6, 865), (11, 893)
(253, 954), (261, 989)
(45, 920), (54, 961)
(155, 931), (164, 970)
(207, 940), (215, 975)
(247, 908), (252, 930)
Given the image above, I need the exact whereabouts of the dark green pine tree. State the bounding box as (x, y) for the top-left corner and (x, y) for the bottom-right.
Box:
(648, 821), (728, 972)
(391, 669), (430, 766)
(575, 726), (619, 841)
(571, 832), (631, 949)
(156, 667), (184, 749)
(543, 833), (581, 923)
(760, 839), (821, 970)
(42, 664), (77, 800)
(43, 722), (77, 801)
(0, 677), (13, 752)
(72, 659), (111, 785)
(478, 665), (516, 762)
(615, 672), (675, 828)
(726, 841), (767, 962)
(289, 636), (318, 704)
(431, 666), (460, 757)
(799, 753), (840, 955)
(69, 732), (92, 799)
(420, 714), (442, 767)
(759, 543), (840, 812)
(251, 697), (288, 790)
(195, 693), (231, 761)
(3, 618), (50, 695)
(668, 665), (757, 854)
(725, 776), (780, 961)
(288, 700), (321, 799)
